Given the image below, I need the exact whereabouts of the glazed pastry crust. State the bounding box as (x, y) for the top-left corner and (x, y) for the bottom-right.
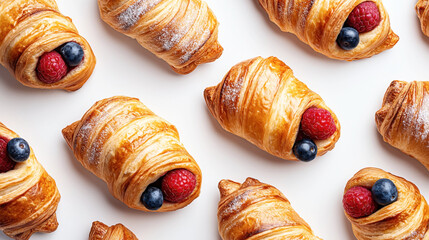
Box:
(98, 0), (223, 74)
(62, 96), (202, 212)
(0, 122), (60, 240)
(89, 221), (138, 240)
(258, 0), (399, 61)
(218, 177), (322, 240)
(344, 167), (429, 240)
(375, 81), (429, 170)
(0, 0), (96, 91)
(416, 0), (429, 37)
(204, 56), (340, 161)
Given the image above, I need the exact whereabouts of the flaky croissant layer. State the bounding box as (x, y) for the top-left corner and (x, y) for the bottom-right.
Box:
(98, 0), (223, 74)
(0, 122), (60, 240)
(344, 167), (429, 240)
(204, 56), (340, 161)
(0, 0), (96, 90)
(218, 177), (322, 240)
(89, 221), (138, 240)
(416, 0), (429, 37)
(375, 81), (429, 170)
(258, 0), (399, 60)
(62, 96), (202, 212)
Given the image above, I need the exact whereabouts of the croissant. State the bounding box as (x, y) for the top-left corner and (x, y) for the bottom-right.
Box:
(204, 56), (340, 161)
(375, 80), (429, 170)
(98, 0), (223, 74)
(0, 0), (96, 91)
(218, 177), (322, 240)
(344, 167), (429, 239)
(89, 221), (138, 240)
(416, 0), (429, 37)
(0, 122), (60, 240)
(258, 0), (399, 60)
(62, 96), (202, 212)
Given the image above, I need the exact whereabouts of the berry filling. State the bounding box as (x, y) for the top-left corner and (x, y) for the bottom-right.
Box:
(36, 42), (84, 83)
(337, 1), (381, 50)
(0, 137), (15, 173)
(343, 178), (398, 218)
(140, 169), (196, 209)
(293, 107), (336, 162)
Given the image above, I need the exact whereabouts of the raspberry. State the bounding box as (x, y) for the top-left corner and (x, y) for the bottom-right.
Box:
(300, 107), (336, 140)
(0, 137), (15, 173)
(161, 169), (196, 203)
(343, 186), (377, 218)
(346, 1), (381, 33)
(36, 51), (68, 84)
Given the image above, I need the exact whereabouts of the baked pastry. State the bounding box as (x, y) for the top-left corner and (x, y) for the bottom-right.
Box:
(375, 80), (429, 170)
(98, 0), (223, 74)
(417, 0), (429, 37)
(0, 0), (96, 91)
(89, 221), (138, 240)
(62, 96), (202, 212)
(343, 167), (429, 239)
(258, 0), (399, 60)
(218, 177), (322, 240)
(204, 56), (340, 161)
(0, 122), (60, 240)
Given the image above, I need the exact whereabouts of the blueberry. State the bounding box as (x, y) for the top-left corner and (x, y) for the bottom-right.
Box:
(293, 139), (317, 162)
(7, 138), (30, 162)
(141, 186), (163, 210)
(371, 178), (398, 206)
(59, 42), (84, 67)
(336, 27), (360, 50)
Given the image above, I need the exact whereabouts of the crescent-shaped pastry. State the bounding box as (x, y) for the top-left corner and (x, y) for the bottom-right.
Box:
(416, 0), (429, 37)
(218, 177), (322, 240)
(258, 0), (399, 60)
(0, 0), (96, 91)
(89, 221), (138, 240)
(344, 167), (429, 239)
(98, 0), (223, 74)
(375, 80), (429, 170)
(62, 96), (202, 212)
(0, 122), (61, 240)
(204, 56), (340, 161)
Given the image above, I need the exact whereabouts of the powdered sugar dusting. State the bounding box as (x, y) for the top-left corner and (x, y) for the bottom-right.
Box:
(403, 95), (429, 145)
(221, 80), (242, 111)
(118, 0), (160, 29)
(222, 192), (248, 216)
(181, 28), (210, 63)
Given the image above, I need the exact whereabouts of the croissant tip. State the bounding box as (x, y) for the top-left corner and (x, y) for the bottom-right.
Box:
(62, 121), (79, 148)
(89, 221), (108, 240)
(34, 213), (59, 233)
(218, 179), (241, 198)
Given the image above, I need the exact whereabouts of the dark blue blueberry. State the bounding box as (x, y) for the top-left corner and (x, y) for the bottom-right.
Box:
(371, 178), (398, 206)
(141, 186), (163, 210)
(7, 138), (30, 162)
(293, 139), (317, 162)
(336, 27), (360, 50)
(59, 42), (84, 67)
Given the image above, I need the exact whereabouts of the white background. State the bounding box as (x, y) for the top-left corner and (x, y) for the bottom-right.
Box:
(0, 0), (427, 239)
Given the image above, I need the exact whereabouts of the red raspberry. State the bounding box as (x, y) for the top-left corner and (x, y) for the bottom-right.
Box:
(343, 186), (377, 218)
(346, 1), (381, 33)
(0, 137), (15, 173)
(36, 51), (68, 84)
(300, 107), (336, 140)
(161, 169), (196, 203)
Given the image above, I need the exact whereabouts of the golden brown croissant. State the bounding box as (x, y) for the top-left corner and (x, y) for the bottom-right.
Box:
(0, 0), (96, 91)
(62, 96), (202, 212)
(375, 80), (429, 170)
(204, 56), (340, 161)
(0, 122), (60, 240)
(258, 0), (399, 60)
(218, 177), (322, 240)
(98, 0), (223, 74)
(416, 0), (429, 37)
(344, 167), (429, 239)
(89, 221), (138, 240)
